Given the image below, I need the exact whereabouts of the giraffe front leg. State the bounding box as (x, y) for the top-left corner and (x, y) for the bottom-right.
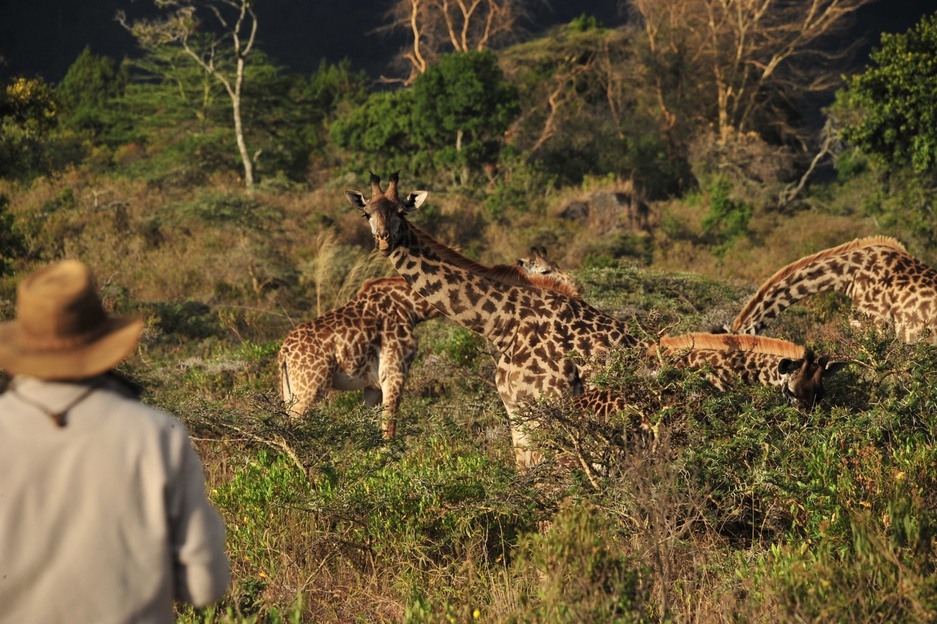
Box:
(378, 350), (407, 439)
(499, 393), (542, 469)
(361, 386), (394, 436)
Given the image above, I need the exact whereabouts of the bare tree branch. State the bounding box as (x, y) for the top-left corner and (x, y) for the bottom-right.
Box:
(118, 0), (259, 188)
(384, 0), (530, 82)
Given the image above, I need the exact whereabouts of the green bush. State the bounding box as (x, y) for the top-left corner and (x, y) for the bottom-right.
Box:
(0, 195), (26, 276)
(701, 177), (752, 257)
(511, 504), (652, 622)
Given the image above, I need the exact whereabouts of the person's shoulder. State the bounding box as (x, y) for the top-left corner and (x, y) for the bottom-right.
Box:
(94, 377), (187, 433)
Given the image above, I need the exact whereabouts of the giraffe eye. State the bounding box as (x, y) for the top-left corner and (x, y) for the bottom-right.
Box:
(362, 212), (371, 220)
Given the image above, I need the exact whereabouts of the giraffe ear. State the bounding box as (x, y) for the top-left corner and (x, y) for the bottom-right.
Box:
(345, 191), (367, 209)
(777, 358), (801, 375)
(404, 191), (428, 212)
(821, 360), (850, 378)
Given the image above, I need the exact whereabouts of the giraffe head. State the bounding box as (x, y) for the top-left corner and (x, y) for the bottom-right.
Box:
(516, 246), (584, 296)
(777, 351), (850, 412)
(345, 172), (428, 256)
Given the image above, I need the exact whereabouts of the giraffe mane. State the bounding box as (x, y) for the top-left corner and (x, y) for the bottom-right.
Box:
(732, 236), (907, 331)
(657, 333), (805, 359)
(409, 222), (581, 299)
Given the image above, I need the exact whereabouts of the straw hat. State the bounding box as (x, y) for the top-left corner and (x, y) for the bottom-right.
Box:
(0, 260), (143, 379)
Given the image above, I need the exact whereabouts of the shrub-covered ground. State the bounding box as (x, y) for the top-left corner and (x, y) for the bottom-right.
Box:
(2, 172), (937, 622)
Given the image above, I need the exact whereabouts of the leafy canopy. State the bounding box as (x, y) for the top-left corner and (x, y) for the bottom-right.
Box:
(332, 50), (519, 180)
(840, 11), (937, 175)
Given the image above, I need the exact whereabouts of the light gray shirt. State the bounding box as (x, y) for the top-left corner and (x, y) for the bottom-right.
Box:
(0, 375), (230, 623)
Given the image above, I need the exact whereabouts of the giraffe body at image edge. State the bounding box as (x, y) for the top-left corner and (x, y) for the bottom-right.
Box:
(345, 172), (641, 467)
(730, 236), (937, 344)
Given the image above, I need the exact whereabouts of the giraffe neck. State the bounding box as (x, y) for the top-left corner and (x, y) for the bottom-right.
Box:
(731, 245), (873, 333)
(358, 277), (443, 322)
(657, 333), (804, 387)
(389, 220), (635, 358)
(388, 222), (529, 350)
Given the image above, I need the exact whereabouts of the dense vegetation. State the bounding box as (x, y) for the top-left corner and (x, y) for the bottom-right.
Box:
(2, 4), (937, 622)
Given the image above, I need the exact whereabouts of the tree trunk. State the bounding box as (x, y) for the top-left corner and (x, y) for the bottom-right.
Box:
(233, 56), (254, 189)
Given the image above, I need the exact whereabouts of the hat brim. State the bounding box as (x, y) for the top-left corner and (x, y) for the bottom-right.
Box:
(0, 315), (144, 380)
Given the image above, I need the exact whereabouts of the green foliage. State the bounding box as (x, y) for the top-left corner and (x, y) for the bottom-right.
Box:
(833, 146), (869, 183)
(570, 13), (603, 32)
(858, 170), (937, 255)
(411, 50), (519, 182)
(214, 450), (309, 571)
(257, 59), (368, 180)
(839, 11), (937, 175)
(765, 497), (937, 621)
(581, 233), (654, 269)
(329, 89), (418, 173)
(96, 47), (342, 183)
(0, 195), (26, 276)
(142, 300), (219, 340)
(433, 326), (486, 369)
(0, 76), (62, 179)
(58, 47), (129, 138)
(701, 177), (752, 257)
(332, 51), (519, 183)
(168, 191), (283, 230)
(483, 151), (555, 218)
(512, 504), (651, 622)
(234, 55), (369, 183)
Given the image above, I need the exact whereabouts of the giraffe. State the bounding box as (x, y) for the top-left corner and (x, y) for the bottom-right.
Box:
(278, 276), (442, 438)
(729, 236), (937, 344)
(277, 253), (581, 438)
(344, 172), (640, 466)
(650, 333), (849, 412)
(516, 246), (584, 297)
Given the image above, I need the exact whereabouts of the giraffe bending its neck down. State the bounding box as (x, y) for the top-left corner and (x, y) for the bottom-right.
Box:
(278, 277), (442, 438)
(345, 172), (639, 467)
(651, 333), (849, 412)
(730, 236), (937, 344)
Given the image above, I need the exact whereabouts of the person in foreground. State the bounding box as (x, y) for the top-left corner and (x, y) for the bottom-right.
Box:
(0, 260), (230, 623)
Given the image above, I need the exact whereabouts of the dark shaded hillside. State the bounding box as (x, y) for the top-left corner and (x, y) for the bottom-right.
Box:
(0, 0), (623, 83)
(1, 0), (929, 84)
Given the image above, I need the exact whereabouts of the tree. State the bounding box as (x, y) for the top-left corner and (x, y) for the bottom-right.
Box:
(0, 77), (59, 180)
(838, 12), (937, 175)
(331, 51), (518, 184)
(118, 0), (260, 188)
(496, 18), (682, 190)
(0, 194), (26, 276)
(384, 0), (531, 83)
(58, 47), (129, 139)
(411, 50), (519, 183)
(630, 0), (875, 147)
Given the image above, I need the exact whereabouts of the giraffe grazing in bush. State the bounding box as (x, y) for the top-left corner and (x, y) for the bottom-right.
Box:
(730, 236), (937, 344)
(278, 277), (443, 438)
(345, 172), (640, 466)
(651, 333), (849, 412)
(516, 246), (584, 297)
